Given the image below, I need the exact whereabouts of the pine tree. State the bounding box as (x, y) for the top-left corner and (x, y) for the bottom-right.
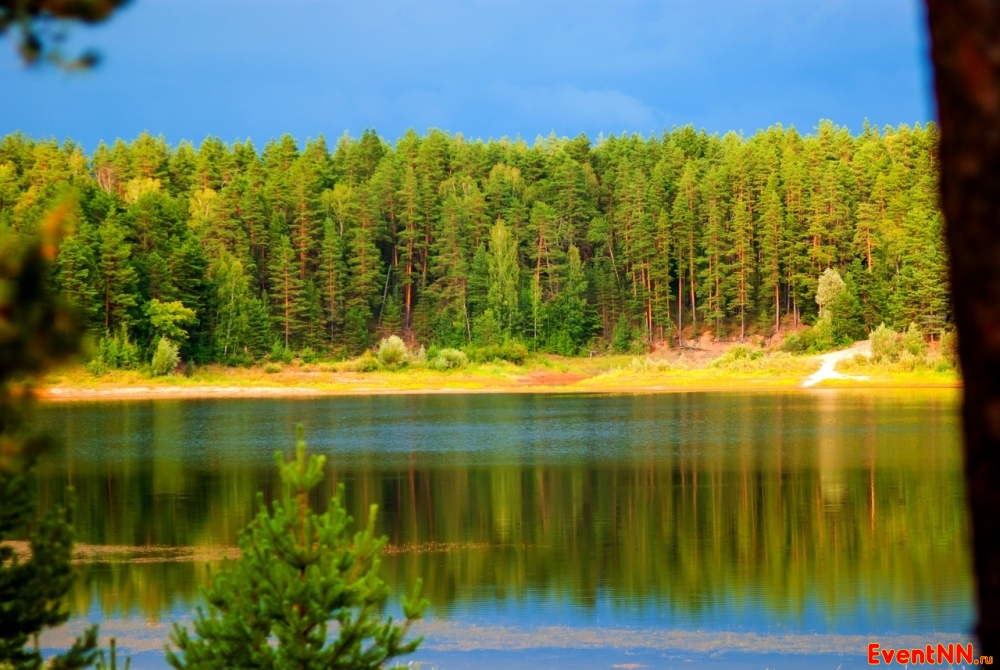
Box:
(56, 229), (99, 326)
(0, 127), (956, 355)
(268, 234), (302, 349)
(671, 160), (698, 342)
(166, 426), (428, 670)
(545, 244), (590, 354)
(395, 165), (420, 331)
(318, 218), (346, 344)
(97, 217), (138, 332)
(345, 186), (383, 353)
(428, 191), (472, 345)
(759, 176), (784, 333)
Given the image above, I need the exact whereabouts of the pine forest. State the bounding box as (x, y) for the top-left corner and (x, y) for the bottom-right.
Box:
(0, 121), (947, 365)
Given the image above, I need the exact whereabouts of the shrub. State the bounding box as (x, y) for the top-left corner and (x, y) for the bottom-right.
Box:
(781, 331), (809, 355)
(870, 323), (902, 363)
(722, 344), (763, 362)
(611, 315), (633, 353)
(377, 335), (408, 368)
(430, 348), (468, 371)
(467, 341), (529, 365)
(89, 327), (141, 374)
(630, 356), (676, 373)
(902, 323), (927, 357)
(270, 339), (293, 364)
(150, 337), (179, 377)
(345, 351), (379, 373)
(782, 321), (838, 355)
(940, 329), (958, 366)
(166, 426), (428, 669)
(411, 345), (427, 365)
(299, 347), (318, 364)
(86, 358), (108, 376)
(225, 353), (254, 368)
(711, 344), (764, 370)
(264, 363), (281, 374)
(472, 309), (502, 346)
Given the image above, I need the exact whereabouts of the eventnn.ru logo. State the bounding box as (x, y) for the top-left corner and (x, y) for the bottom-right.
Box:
(868, 642), (992, 665)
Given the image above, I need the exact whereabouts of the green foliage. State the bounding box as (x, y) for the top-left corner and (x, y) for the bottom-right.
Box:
(902, 323), (927, 357)
(467, 341), (529, 365)
(870, 323), (903, 363)
(709, 349), (814, 374)
(940, 329), (958, 366)
(263, 363), (281, 374)
(782, 323), (836, 355)
(146, 298), (197, 344)
(611, 315), (634, 354)
(629, 356), (678, 373)
(829, 274), (866, 344)
(0, 125), (949, 359)
(166, 426), (428, 670)
(88, 325), (140, 375)
(269, 339), (293, 364)
(485, 220), (519, 335)
(299, 347), (318, 364)
(429, 348), (467, 371)
(0, 225), (101, 669)
(150, 337), (179, 377)
(94, 639), (130, 670)
(471, 308), (501, 347)
(345, 351), (379, 373)
(410, 345), (427, 365)
(376, 335), (408, 369)
(815, 268), (845, 318)
(712, 344), (764, 366)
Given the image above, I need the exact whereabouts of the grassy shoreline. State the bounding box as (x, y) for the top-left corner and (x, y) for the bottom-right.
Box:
(37, 350), (961, 401)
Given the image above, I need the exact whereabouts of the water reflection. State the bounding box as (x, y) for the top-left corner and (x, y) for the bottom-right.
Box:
(33, 390), (970, 635)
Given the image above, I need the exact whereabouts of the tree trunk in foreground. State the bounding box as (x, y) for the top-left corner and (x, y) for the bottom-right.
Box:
(926, 0), (1000, 655)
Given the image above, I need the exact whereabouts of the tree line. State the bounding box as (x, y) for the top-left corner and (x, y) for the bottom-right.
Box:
(0, 121), (946, 364)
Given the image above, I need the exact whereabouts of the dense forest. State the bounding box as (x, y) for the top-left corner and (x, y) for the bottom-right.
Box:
(0, 122), (946, 364)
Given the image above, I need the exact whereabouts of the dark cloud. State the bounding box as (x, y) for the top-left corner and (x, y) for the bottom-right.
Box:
(0, 0), (931, 148)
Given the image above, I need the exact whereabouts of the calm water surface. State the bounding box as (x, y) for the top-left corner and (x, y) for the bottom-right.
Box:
(33, 390), (970, 669)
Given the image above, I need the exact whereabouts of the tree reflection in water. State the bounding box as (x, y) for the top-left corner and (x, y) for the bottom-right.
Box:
(29, 391), (968, 632)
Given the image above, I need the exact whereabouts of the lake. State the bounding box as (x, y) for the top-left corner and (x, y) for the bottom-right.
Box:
(32, 390), (970, 669)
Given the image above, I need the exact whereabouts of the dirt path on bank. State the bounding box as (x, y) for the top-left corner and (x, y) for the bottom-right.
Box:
(801, 340), (872, 388)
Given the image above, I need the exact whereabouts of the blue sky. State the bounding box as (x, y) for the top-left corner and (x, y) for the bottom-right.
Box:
(0, 0), (932, 150)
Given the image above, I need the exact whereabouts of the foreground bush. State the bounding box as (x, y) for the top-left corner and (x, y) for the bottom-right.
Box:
(0, 225), (101, 668)
(167, 426), (428, 669)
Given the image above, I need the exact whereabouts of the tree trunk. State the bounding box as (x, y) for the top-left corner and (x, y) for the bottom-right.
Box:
(925, 0), (1000, 654)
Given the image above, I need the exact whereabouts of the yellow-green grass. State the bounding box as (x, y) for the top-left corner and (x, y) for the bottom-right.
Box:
(829, 354), (961, 387)
(37, 349), (961, 400)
